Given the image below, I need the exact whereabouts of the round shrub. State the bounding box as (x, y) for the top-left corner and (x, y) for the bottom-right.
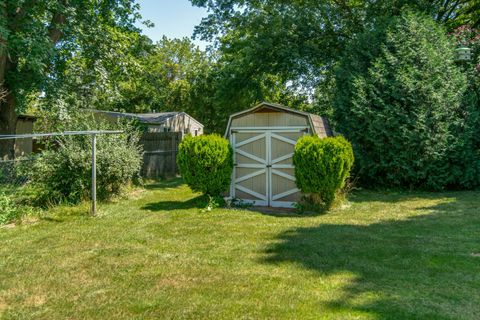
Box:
(293, 135), (354, 207)
(334, 12), (470, 189)
(177, 134), (233, 196)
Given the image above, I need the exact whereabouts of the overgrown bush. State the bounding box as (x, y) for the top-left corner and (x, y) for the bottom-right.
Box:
(293, 135), (354, 208)
(28, 118), (143, 205)
(0, 191), (18, 224)
(0, 190), (37, 225)
(177, 134), (233, 196)
(334, 12), (474, 190)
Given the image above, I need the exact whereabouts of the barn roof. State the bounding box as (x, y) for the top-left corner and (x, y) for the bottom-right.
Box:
(87, 110), (203, 127)
(225, 102), (333, 138)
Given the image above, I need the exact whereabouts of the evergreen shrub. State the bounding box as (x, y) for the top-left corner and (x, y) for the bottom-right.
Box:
(334, 12), (472, 189)
(293, 135), (354, 208)
(177, 134), (233, 196)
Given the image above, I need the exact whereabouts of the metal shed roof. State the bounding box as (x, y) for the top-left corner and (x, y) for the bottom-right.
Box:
(87, 110), (203, 127)
(225, 102), (333, 138)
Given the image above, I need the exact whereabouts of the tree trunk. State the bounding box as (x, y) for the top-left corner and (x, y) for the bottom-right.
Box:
(0, 28), (17, 160)
(0, 1), (67, 159)
(0, 90), (17, 160)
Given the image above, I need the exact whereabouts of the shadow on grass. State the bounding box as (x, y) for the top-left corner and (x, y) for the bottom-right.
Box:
(142, 195), (208, 212)
(347, 189), (475, 204)
(262, 193), (480, 319)
(144, 178), (184, 191)
(40, 216), (65, 223)
(247, 206), (325, 218)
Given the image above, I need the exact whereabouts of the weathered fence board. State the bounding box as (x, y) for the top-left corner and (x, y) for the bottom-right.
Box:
(140, 132), (182, 178)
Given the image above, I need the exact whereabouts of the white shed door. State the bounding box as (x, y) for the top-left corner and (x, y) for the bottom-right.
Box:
(231, 129), (305, 207)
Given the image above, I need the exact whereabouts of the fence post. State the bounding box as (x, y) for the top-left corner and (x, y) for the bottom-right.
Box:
(172, 133), (176, 175)
(91, 134), (97, 216)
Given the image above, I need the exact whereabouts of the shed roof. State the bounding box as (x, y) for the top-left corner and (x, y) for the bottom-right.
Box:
(17, 114), (37, 121)
(87, 110), (203, 127)
(225, 102), (333, 138)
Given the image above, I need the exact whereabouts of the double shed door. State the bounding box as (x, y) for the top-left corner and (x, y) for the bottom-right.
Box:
(231, 128), (305, 207)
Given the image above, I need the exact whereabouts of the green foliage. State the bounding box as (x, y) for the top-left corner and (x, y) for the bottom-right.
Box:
(189, 0), (473, 121)
(41, 28), (153, 115)
(334, 12), (475, 190)
(177, 134), (233, 196)
(109, 36), (307, 133)
(28, 117), (142, 205)
(293, 135), (354, 208)
(450, 26), (480, 187)
(0, 191), (18, 225)
(0, 0), (145, 112)
(444, 1), (480, 28)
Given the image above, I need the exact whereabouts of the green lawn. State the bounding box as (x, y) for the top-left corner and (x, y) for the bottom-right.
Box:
(1, 180), (479, 319)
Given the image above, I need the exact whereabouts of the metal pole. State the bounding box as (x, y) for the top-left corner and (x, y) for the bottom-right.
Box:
(91, 134), (97, 216)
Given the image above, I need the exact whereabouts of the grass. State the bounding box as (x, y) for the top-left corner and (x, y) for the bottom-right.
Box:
(1, 179), (480, 319)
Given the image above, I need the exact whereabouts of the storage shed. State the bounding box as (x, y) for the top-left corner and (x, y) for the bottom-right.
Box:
(15, 115), (36, 158)
(225, 102), (333, 208)
(88, 109), (204, 178)
(88, 110), (204, 137)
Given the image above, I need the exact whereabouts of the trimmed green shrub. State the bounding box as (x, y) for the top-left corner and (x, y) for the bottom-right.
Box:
(29, 120), (143, 205)
(334, 12), (472, 190)
(177, 134), (233, 196)
(293, 135), (354, 208)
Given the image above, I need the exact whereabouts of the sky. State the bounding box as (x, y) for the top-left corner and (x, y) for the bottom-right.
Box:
(136, 0), (210, 49)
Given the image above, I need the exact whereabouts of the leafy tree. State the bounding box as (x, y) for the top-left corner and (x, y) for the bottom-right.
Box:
(111, 37), (207, 114)
(41, 27), (153, 115)
(334, 12), (472, 190)
(108, 36), (305, 133)
(0, 0), (144, 158)
(189, 0), (478, 120)
(439, 1), (480, 28)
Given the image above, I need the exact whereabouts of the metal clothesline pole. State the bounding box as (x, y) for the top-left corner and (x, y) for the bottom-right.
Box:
(0, 130), (123, 216)
(91, 134), (97, 216)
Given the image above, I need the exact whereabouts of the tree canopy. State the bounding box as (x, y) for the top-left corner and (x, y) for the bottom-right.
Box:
(189, 0), (480, 117)
(0, 0), (146, 157)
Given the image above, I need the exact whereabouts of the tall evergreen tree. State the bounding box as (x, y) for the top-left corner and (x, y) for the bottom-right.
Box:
(334, 12), (475, 189)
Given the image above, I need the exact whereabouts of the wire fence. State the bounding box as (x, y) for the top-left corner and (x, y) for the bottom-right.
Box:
(0, 131), (123, 217)
(0, 157), (36, 189)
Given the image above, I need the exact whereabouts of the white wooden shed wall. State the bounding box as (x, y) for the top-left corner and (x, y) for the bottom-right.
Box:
(225, 102), (332, 208)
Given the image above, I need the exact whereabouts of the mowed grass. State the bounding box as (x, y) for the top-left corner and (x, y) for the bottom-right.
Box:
(1, 180), (480, 319)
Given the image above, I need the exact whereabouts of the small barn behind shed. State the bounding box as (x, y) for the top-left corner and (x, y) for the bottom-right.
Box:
(225, 102), (333, 208)
(15, 115), (36, 158)
(88, 110), (204, 178)
(89, 110), (204, 136)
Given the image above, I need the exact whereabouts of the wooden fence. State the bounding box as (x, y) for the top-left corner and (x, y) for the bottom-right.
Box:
(140, 132), (182, 179)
